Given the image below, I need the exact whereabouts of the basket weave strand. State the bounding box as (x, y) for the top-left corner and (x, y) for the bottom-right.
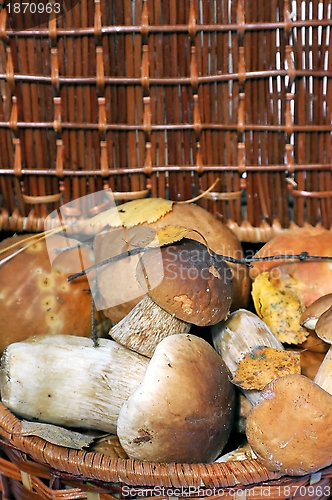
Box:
(0, 402), (282, 489)
(0, 402), (332, 500)
(0, 0), (332, 241)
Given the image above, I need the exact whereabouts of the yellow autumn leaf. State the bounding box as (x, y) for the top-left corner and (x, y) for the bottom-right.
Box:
(155, 226), (190, 247)
(233, 346), (301, 390)
(89, 198), (174, 229)
(252, 272), (308, 344)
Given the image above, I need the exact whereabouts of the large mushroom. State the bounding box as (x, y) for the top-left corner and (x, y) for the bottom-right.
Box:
(116, 333), (235, 463)
(109, 238), (233, 357)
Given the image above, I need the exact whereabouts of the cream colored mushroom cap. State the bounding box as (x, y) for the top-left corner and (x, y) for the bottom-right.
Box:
(116, 333), (235, 463)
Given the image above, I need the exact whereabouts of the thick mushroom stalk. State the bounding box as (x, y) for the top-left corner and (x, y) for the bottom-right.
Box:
(211, 309), (284, 405)
(109, 295), (190, 357)
(0, 335), (149, 433)
(110, 238), (233, 357)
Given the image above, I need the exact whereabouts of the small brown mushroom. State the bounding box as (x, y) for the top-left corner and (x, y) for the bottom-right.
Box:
(315, 304), (332, 344)
(110, 238), (233, 357)
(312, 306), (332, 394)
(116, 333), (235, 463)
(300, 293), (332, 331)
(246, 374), (332, 475)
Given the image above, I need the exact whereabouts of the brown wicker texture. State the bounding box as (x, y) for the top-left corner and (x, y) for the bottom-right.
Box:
(0, 0), (332, 242)
(0, 400), (332, 500)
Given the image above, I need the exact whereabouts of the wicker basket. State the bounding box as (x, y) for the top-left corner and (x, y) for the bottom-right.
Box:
(1, 0), (332, 499)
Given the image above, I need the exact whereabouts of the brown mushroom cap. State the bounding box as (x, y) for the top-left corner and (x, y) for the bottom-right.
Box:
(0, 234), (108, 353)
(300, 293), (332, 331)
(246, 374), (332, 475)
(117, 333), (235, 463)
(137, 238), (233, 326)
(148, 202), (250, 311)
(98, 202), (250, 324)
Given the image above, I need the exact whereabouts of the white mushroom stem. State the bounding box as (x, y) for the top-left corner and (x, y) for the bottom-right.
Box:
(109, 294), (191, 358)
(211, 309), (284, 405)
(0, 335), (149, 433)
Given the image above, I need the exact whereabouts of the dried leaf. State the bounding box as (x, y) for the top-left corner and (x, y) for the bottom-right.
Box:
(19, 420), (95, 449)
(89, 198), (174, 229)
(252, 272), (308, 344)
(233, 346), (301, 390)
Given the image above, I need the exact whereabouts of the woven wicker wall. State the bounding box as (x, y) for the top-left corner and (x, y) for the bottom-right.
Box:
(0, 0), (331, 242)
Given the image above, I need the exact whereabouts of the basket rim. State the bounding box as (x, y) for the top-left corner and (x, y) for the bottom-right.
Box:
(0, 401), (284, 489)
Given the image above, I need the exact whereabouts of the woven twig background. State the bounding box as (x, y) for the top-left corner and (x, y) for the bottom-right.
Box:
(0, 0), (331, 241)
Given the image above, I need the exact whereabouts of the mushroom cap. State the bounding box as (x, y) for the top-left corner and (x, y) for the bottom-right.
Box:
(315, 305), (332, 343)
(300, 293), (332, 331)
(250, 226), (332, 307)
(0, 234), (108, 354)
(99, 202), (250, 324)
(137, 238), (233, 326)
(93, 226), (151, 314)
(116, 333), (235, 463)
(246, 374), (332, 475)
(148, 202), (250, 311)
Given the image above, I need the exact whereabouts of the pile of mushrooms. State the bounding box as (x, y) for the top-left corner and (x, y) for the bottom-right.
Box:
(4, 201), (332, 474)
(109, 237), (233, 357)
(0, 220), (238, 464)
(1, 333), (235, 464)
(212, 306), (332, 476)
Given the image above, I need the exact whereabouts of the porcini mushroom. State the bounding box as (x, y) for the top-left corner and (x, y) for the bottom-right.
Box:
(212, 309), (332, 476)
(246, 374), (332, 475)
(93, 200), (250, 324)
(116, 333), (235, 463)
(312, 305), (332, 394)
(211, 309), (284, 405)
(300, 293), (332, 331)
(0, 335), (149, 433)
(109, 238), (233, 357)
